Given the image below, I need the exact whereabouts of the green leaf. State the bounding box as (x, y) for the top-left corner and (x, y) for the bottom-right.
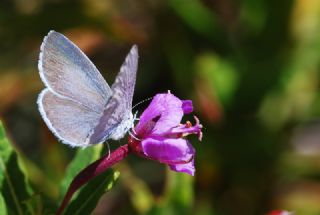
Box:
(0, 192), (8, 215)
(0, 121), (34, 215)
(63, 169), (120, 215)
(59, 145), (103, 199)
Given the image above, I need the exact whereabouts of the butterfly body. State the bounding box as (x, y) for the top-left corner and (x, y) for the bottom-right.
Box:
(108, 111), (134, 140)
(37, 30), (138, 147)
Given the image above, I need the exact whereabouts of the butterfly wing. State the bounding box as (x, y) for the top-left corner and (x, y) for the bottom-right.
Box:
(38, 31), (112, 147)
(39, 30), (111, 111)
(38, 89), (102, 147)
(89, 45), (138, 144)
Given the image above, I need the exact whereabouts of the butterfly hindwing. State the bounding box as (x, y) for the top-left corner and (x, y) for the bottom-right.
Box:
(38, 89), (101, 147)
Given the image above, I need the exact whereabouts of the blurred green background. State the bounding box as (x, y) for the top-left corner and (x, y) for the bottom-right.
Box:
(2, 0), (320, 214)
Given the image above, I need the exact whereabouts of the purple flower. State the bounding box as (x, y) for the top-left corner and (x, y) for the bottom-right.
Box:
(129, 92), (202, 176)
(56, 92), (202, 214)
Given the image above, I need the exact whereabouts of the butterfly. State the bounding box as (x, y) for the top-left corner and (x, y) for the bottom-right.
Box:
(37, 30), (138, 147)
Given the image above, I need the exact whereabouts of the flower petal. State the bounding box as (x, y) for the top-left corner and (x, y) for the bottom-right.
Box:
(135, 93), (185, 135)
(169, 158), (195, 176)
(141, 138), (195, 163)
(182, 100), (193, 114)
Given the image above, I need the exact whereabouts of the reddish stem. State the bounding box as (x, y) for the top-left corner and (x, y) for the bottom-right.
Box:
(56, 144), (130, 215)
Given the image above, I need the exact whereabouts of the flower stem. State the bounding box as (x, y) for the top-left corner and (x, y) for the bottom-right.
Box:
(56, 144), (130, 215)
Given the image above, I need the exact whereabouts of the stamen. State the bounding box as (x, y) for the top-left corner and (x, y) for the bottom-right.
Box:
(185, 121), (192, 128)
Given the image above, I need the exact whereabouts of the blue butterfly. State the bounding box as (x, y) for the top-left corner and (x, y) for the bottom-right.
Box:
(37, 31), (138, 147)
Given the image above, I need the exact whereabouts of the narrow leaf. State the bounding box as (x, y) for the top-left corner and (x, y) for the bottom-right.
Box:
(56, 145), (129, 215)
(0, 192), (8, 215)
(0, 121), (34, 215)
(63, 169), (120, 215)
(59, 144), (103, 198)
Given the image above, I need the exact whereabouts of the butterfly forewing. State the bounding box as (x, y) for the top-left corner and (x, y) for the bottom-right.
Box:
(39, 30), (111, 112)
(89, 45), (138, 143)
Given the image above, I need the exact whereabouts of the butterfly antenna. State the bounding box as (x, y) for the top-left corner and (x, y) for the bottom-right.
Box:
(132, 96), (153, 110)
